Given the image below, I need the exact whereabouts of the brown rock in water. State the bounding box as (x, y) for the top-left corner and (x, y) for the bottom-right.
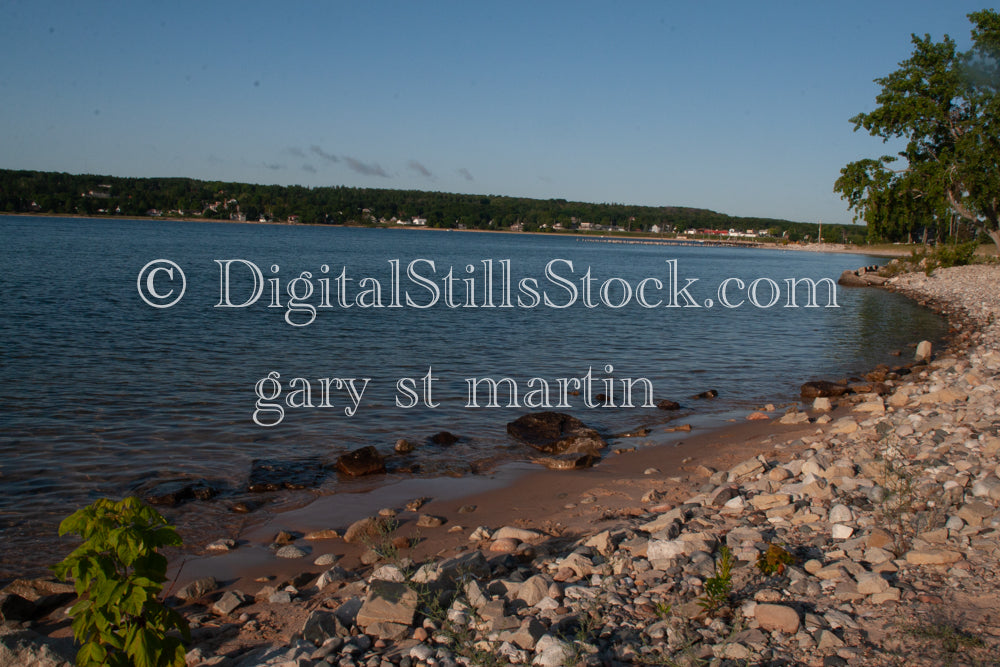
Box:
(691, 389), (718, 399)
(656, 399), (681, 410)
(506, 411), (607, 456)
(746, 411), (770, 421)
(336, 446), (386, 477)
(429, 431), (459, 446)
(800, 380), (850, 399)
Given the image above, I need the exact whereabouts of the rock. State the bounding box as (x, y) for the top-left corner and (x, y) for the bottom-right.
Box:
(344, 516), (390, 544)
(415, 514), (446, 528)
(314, 553), (338, 566)
(0, 594), (36, 623)
(304, 528), (340, 541)
(394, 438), (414, 453)
(429, 431), (459, 446)
(915, 340), (932, 362)
(746, 411), (770, 421)
(530, 453), (601, 470)
(692, 389), (718, 399)
(0, 626), (75, 667)
(140, 477), (218, 506)
(905, 549), (963, 565)
(801, 381), (850, 399)
(506, 412), (607, 456)
(336, 446), (386, 477)
(831, 524), (854, 540)
(248, 457), (329, 492)
(755, 603), (801, 634)
(729, 456), (766, 481)
(175, 576), (218, 602)
(750, 493), (792, 511)
(656, 399), (681, 410)
(302, 610), (348, 646)
(275, 545), (308, 559)
(829, 417), (859, 435)
(779, 411), (810, 425)
(856, 573), (890, 595)
(212, 590), (249, 616)
(812, 397), (833, 411)
(493, 526), (542, 542)
(356, 581), (418, 629)
(205, 538), (236, 552)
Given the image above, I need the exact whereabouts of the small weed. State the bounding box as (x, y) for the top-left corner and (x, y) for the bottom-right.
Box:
(361, 517), (401, 562)
(906, 622), (985, 654)
(698, 546), (734, 615)
(653, 601), (673, 619)
(756, 543), (795, 576)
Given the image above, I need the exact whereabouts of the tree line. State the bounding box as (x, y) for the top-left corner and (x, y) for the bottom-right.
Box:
(0, 168), (864, 243)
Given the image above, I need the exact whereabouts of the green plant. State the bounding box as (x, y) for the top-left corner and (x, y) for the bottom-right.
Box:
(52, 497), (190, 667)
(361, 517), (402, 562)
(698, 546), (734, 615)
(653, 600), (673, 620)
(756, 543), (795, 576)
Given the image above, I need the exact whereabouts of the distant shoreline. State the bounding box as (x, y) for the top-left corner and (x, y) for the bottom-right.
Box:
(0, 210), (913, 258)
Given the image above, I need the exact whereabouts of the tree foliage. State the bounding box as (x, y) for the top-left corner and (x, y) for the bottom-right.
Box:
(0, 168), (866, 242)
(835, 10), (1000, 247)
(52, 497), (189, 667)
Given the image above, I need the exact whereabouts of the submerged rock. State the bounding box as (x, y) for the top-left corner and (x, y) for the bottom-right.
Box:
(248, 458), (330, 492)
(139, 478), (219, 506)
(335, 446), (386, 477)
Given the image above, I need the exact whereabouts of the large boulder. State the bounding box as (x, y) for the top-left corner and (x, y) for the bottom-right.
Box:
(506, 412), (607, 456)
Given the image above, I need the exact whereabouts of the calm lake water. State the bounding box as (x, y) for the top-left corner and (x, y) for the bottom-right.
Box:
(0, 216), (946, 580)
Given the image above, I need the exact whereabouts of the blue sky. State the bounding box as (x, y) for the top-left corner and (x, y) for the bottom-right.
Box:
(0, 1), (990, 224)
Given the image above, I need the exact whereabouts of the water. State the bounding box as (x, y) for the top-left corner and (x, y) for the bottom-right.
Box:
(0, 216), (946, 580)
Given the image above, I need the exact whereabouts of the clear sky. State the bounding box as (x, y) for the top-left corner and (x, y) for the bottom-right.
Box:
(0, 1), (990, 224)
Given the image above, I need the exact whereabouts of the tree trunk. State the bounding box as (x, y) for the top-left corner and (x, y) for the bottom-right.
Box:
(989, 228), (1000, 253)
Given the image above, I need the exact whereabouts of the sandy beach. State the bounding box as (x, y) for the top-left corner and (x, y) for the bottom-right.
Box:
(5, 261), (1000, 666)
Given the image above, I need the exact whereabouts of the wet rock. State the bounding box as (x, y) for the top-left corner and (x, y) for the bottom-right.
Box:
(429, 431), (459, 446)
(394, 438), (414, 453)
(336, 446), (386, 477)
(248, 457), (329, 492)
(656, 399), (681, 410)
(140, 478), (219, 506)
(915, 340), (932, 361)
(506, 412), (607, 456)
(800, 380), (850, 399)
(692, 389), (718, 399)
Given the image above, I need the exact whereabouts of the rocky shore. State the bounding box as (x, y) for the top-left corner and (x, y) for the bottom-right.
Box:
(5, 264), (1000, 667)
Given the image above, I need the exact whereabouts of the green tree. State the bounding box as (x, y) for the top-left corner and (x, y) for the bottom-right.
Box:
(53, 497), (189, 667)
(835, 10), (1000, 248)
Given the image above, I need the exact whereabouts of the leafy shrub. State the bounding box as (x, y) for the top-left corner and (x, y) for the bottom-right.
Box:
(52, 497), (190, 667)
